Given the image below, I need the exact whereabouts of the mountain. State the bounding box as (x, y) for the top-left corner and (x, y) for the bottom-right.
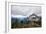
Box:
(11, 15), (28, 24)
(28, 14), (41, 21)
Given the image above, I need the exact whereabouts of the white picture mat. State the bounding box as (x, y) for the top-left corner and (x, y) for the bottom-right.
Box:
(6, 2), (46, 33)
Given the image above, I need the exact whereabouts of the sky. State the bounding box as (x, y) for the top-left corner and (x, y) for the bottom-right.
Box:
(11, 5), (41, 17)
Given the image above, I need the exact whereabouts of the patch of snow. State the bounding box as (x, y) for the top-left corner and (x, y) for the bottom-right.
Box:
(11, 15), (27, 18)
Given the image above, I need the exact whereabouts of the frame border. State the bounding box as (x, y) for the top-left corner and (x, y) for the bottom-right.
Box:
(5, 1), (44, 33)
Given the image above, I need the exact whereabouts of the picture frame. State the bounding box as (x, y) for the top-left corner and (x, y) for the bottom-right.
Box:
(5, 1), (45, 33)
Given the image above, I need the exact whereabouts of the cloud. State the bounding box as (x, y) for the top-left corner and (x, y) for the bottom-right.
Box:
(11, 5), (41, 16)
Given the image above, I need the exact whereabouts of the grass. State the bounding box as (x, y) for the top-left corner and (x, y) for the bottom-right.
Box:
(11, 21), (41, 28)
